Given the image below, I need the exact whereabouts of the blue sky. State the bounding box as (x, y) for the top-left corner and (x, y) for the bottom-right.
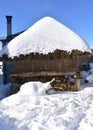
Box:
(0, 0), (93, 48)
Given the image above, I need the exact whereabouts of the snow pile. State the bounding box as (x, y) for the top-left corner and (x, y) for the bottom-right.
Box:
(0, 84), (93, 130)
(0, 16), (91, 58)
(89, 63), (93, 74)
(86, 74), (93, 83)
(84, 63), (93, 83)
(19, 81), (51, 96)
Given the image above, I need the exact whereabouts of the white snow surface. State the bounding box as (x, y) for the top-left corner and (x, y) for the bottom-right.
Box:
(0, 82), (93, 130)
(0, 16), (91, 58)
(0, 64), (93, 130)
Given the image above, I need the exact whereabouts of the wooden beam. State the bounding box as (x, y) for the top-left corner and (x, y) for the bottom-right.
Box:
(10, 71), (82, 78)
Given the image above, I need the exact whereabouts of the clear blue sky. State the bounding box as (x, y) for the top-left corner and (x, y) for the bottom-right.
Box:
(0, 0), (93, 48)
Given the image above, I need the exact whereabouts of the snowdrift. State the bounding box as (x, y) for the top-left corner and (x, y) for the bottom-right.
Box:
(1, 81), (93, 130)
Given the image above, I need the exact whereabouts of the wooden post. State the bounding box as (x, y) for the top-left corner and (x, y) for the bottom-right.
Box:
(75, 78), (80, 91)
(3, 62), (7, 84)
(75, 72), (81, 91)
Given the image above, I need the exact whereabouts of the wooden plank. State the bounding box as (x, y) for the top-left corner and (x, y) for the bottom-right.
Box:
(10, 71), (82, 78)
(13, 59), (78, 73)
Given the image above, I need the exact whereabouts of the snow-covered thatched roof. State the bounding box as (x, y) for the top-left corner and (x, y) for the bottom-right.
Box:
(0, 16), (91, 58)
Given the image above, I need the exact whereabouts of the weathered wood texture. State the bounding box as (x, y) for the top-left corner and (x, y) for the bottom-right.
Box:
(13, 59), (78, 74)
(10, 57), (84, 93)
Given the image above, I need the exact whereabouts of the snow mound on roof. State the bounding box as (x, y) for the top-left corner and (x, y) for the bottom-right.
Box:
(0, 16), (91, 57)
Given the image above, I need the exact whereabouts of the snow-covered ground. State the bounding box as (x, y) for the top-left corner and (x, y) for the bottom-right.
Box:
(0, 64), (93, 130)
